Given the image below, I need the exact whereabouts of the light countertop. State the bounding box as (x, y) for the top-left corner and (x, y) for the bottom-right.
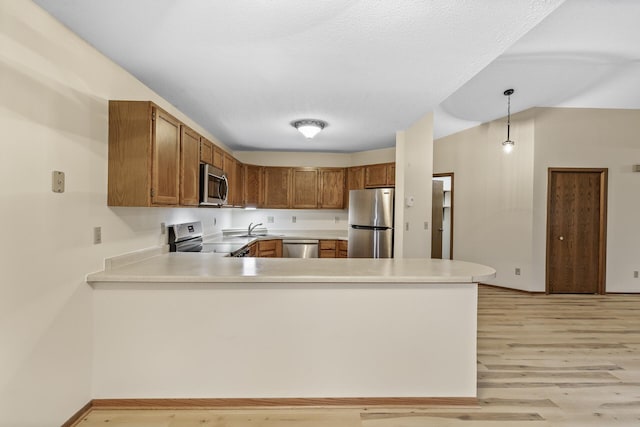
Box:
(87, 253), (496, 285)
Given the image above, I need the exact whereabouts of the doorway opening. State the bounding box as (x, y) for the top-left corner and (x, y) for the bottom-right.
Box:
(432, 173), (454, 259)
(546, 168), (608, 294)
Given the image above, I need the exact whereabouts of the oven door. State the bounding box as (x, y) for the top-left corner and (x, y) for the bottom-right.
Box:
(200, 164), (228, 206)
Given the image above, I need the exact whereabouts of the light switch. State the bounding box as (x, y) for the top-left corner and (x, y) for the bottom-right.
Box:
(52, 171), (65, 193)
(93, 226), (102, 244)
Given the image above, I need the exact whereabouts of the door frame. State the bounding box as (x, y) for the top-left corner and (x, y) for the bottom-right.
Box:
(545, 167), (608, 294)
(433, 172), (454, 259)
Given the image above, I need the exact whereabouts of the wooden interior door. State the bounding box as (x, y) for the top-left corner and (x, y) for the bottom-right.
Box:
(546, 168), (607, 294)
(431, 180), (444, 259)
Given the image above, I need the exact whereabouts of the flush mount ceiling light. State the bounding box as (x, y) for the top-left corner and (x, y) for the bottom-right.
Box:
(291, 119), (327, 139)
(502, 88), (515, 153)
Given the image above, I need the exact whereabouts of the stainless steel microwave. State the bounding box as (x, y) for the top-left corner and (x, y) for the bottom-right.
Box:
(200, 164), (228, 206)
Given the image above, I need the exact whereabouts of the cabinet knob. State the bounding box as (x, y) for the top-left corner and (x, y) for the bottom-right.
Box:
(559, 236), (564, 241)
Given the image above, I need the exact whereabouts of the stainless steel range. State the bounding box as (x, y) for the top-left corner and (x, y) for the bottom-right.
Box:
(168, 221), (247, 256)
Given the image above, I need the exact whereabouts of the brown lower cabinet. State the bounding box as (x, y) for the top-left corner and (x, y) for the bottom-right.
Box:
(319, 240), (348, 258)
(254, 239), (283, 258)
(337, 240), (348, 258)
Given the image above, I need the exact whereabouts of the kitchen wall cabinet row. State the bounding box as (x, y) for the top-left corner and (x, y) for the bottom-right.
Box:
(108, 100), (244, 207)
(107, 100), (395, 209)
(257, 166), (346, 209)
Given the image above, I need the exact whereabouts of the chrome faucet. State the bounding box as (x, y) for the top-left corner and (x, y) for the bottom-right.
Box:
(247, 222), (263, 236)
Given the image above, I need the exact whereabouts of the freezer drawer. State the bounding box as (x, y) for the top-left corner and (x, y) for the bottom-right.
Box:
(347, 227), (393, 258)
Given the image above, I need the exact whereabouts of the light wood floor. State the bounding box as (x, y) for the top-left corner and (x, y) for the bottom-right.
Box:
(72, 285), (640, 426)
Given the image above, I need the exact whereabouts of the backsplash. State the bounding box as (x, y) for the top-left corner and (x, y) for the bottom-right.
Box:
(230, 208), (348, 231)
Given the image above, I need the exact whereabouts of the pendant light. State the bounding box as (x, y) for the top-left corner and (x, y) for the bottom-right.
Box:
(502, 89), (515, 153)
(291, 119), (327, 139)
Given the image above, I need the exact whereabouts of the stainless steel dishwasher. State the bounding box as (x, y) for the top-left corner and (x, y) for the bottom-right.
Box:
(282, 239), (319, 258)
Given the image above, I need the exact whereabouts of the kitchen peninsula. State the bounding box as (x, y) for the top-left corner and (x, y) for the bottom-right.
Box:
(87, 254), (494, 405)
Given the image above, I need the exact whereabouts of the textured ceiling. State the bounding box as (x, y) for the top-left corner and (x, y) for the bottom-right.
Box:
(33, 0), (567, 152)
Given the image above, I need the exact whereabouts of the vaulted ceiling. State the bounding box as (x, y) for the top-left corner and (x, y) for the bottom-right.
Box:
(34, 0), (640, 152)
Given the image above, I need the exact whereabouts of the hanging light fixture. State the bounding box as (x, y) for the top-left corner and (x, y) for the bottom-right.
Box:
(502, 88), (515, 153)
(291, 119), (327, 139)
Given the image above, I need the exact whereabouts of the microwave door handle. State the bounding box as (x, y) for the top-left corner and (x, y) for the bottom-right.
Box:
(220, 176), (228, 202)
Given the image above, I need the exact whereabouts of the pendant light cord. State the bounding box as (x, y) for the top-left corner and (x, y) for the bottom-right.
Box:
(506, 93), (511, 141)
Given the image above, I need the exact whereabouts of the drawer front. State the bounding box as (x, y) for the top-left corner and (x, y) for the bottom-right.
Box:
(258, 240), (278, 251)
(319, 240), (337, 250)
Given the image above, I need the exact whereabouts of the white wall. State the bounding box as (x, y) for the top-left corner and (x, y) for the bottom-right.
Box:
(395, 113), (434, 258)
(435, 107), (640, 293)
(532, 108), (640, 293)
(234, 147), (395, 168)
(0, 2), (233, 425)
(434, 112), (535, 290)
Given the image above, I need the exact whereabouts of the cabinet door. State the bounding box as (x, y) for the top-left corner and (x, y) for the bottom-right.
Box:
(345, 166), (365, 208)
(364, 163), (388, 188)
(244, 164), (263, 207)
(180, 126), (200, 206)
(347, 166), (365, 191)
(263, 167), (291, 208)
(337, 240), (348, 258)
(258, 239), (282, 257)
(319, 240), (337, 258)
(200, 137), (213, 165)
(248, 242), (258, 257)
(292, 168), (318, 208)
(386, 163), (396, 186)
(151, 107), (181, 205)
(223, 152), (235, 206)
(319, 168), (345, 209)
(235, 159), (244, 207)
(213, 146), (224, 169)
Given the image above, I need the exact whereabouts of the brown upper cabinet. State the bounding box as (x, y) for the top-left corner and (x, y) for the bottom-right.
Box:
(213, 145), (224, 169)
(319, 168), (345, 209)
(235, 159), (245, 207)
(200, 137), (213, 165)
(108, 101), (181, 206)
(243, 164), (264, 208)
(364, 162), (395, 188)
(263, 167), (292, 208)
(223, 152), (236, 206)
(292, 168), (319, 208)
(180, 126), (201, 206)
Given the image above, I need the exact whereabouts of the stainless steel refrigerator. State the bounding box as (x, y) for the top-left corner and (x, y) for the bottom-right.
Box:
(347, 188), (394, 258)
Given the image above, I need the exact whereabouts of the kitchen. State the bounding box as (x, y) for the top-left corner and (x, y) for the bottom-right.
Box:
(3, 1), (640, 426)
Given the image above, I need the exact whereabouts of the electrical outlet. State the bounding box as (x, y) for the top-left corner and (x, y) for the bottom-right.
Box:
(634, 271), (639, 278)
(424, 221), (428, 230)
(515, 268), (521, 276)
(405, 222), (409, 231)
(334, 216), (340, 224)
(93, 226), (102, 244)
(160, 222), (166, 234)
(267, 216), (274, 223)
(292, 216), (297, 223)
